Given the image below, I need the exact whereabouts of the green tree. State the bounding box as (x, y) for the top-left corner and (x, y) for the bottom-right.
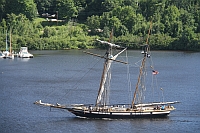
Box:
(7, 13), (34, 35)
(87, 15), (100, 34)
(0, 18), (7, 33)
(102, 0), (123, 11)
(162, 5), (181, 37)
(179, 26), (195, 50)
(5, 0), (37, 20)
(34, 0), (52, 15)
(0, 0), (6, 21)
(180, 9), (196, 32)
(56, 0), (78, 20)
(43, 26), (56, 37)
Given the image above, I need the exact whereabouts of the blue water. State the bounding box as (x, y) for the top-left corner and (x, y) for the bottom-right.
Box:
(0, 50), (200, 133)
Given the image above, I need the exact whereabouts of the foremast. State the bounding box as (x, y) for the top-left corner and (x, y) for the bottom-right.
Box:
(95, 39), (127, 107)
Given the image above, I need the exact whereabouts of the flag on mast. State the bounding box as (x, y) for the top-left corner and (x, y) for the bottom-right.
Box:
(152, 70), (159, 75)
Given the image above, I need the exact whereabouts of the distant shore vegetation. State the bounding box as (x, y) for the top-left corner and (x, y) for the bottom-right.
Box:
(0, 0), (200, 51)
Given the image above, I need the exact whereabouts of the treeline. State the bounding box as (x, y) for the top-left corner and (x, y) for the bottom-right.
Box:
(0, 0), (200, 51)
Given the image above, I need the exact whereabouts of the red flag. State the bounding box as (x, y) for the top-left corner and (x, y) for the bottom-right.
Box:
(152, 70), (159, 75)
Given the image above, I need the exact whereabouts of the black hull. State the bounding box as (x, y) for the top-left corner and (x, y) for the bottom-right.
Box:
(66, 108), (170, 119)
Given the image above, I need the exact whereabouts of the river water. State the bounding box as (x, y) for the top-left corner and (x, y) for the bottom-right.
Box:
(0, 50), (200, 133)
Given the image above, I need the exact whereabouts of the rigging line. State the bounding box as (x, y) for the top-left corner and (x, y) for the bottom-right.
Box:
(104, 68), (111, 106)
(102, 65), (111, 106)
(42, 54), (96, 100)
(142, 68), (147, 103)
(151, 71), (161, 102)
(139, 68), (146, 104)
(151, 73), (155, 102)
(150, 56), (158, 101)
(41, 55), (87, 100)
(148, 50), (161, 102)
(148, 47), (155, 70)
(154, 74), (161, 101)
(107, 66), (112, 105)
(134, 58), (143, 67)
(126, 50), (132, 106)
(118, 55), (141, 68)
(56, 56), (102, 102)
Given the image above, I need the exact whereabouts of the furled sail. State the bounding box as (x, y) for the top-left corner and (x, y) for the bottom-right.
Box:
(95, 39), (127, 106)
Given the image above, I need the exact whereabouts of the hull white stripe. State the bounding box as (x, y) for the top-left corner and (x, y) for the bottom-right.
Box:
(87, 111), (170, 115)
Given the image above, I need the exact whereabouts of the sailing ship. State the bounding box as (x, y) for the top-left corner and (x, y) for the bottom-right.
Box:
(35, 26), (179, 119)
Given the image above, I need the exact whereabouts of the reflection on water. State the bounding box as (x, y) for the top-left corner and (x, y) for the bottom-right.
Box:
(17, 58), (31, 62)
(0, 50), (200, 133)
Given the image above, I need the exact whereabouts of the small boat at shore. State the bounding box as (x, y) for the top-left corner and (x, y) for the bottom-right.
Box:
(0, 51), (5, 58)
(18, 47), (33, 58)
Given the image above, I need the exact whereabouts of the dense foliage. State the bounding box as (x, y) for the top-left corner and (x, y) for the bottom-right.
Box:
(0, 0), (200, 51)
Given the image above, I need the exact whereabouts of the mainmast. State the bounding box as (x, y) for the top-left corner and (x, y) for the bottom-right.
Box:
(131, 22), (152, 107)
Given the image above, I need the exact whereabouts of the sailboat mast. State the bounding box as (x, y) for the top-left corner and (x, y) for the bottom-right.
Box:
(131, 56), (146, 107)
(6, 31), (8, 51)
(95, 49), (110, 106)
(95, 29), (127, 107)
(9, 30), (12, 55)
(131, 22), (152, 107)
(96, 30), (113, 106)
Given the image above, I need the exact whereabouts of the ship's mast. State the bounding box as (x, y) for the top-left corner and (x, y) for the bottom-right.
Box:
(95, 30), (113, 106)
(95, 45), (127, 107)
(95, 47), (111, 106)
(131, 22), (152, 107)
(9, 30), (12, 56)
(6, 31), (8, 51)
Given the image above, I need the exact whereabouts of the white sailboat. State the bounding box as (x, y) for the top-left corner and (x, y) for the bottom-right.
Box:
(0, 51), (5, 58)
(35, 25), (179, 119)
(3, 31), (9, 58)
(3, 30), (14, 59)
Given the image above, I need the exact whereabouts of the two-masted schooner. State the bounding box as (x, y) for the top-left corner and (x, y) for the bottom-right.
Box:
(35, 25), (179, 119)
(35, 42), (178, 119)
